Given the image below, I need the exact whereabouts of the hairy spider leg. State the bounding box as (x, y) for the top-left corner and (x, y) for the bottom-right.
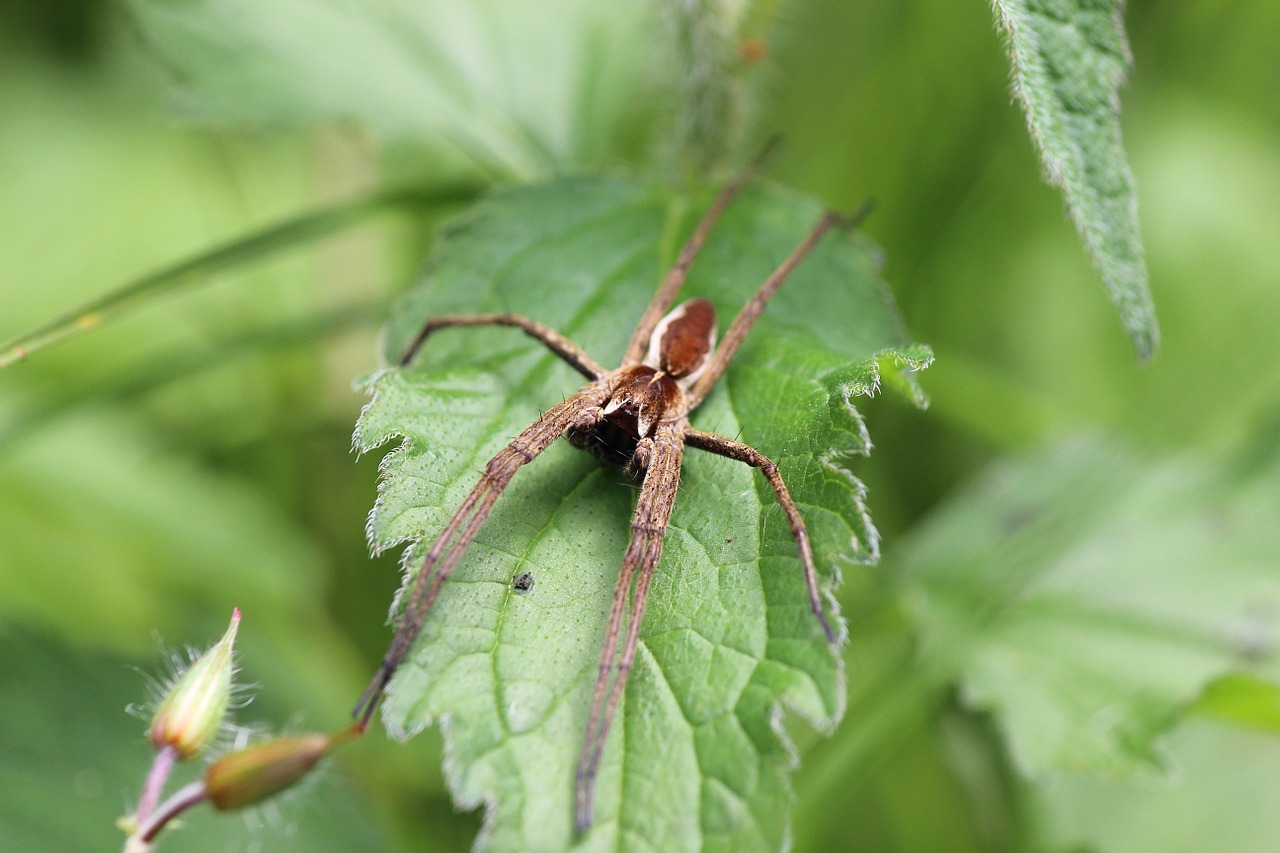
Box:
(685, 200), (875, 408)
(684, 428), (837, 643)
(572, 200), (871, 829)
(364, 153), (873, 832)
(360, 299), (622, 723)
(354, 388), (607, 726)
(575, 422), (684, 833)
(398, 313), (606, 379)
(622, 146), (778, 366)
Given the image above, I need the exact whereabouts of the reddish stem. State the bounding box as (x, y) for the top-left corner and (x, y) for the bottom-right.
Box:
(134, 780), (207, 844)
(135, 745), (178, 823)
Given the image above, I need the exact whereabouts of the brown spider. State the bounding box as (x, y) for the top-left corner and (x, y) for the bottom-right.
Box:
(354, 162), (870, 833)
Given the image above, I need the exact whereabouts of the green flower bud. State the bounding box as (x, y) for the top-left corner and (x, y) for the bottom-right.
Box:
(204, 728), (356, 811)
(149, 608), (240, 759)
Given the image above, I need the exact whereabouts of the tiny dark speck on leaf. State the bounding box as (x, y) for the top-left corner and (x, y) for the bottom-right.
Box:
(512, 571), (535, 593)
(1001, 505), (1043, 534)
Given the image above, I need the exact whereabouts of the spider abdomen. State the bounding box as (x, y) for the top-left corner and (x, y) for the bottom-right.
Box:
(646, 298), (717, 381)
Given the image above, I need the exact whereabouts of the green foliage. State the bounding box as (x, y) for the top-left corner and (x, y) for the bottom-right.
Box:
(3, 0), (1280, 851)
(0, 186), (479, 368)
(903, 437), (1280, 776)
(992, 0), (1157, 358)
(1032, 721), (1280, 853)
(124, 0), (661, 176)
(0, 628), (387, 853)
(356, 178), (928, 850)
(1196, 674), (1280, 733)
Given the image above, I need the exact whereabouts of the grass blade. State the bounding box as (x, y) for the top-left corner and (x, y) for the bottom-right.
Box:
(0, 183), (480, 369)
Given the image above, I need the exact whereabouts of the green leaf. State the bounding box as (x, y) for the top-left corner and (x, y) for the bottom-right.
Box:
(1031, 721), (1280, 853)
(902, 437), (1280, 779)
(1194, 674), (1280, 733)
(991, 0), (1158, 358)
(355, 177), (929, 851)
(124, 0), (657, 176)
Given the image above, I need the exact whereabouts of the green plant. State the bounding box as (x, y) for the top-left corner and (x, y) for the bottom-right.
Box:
(3, 1), (1279, 851)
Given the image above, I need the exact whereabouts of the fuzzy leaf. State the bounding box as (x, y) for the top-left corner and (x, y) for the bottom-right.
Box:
(992, 0), (1158, 358)
(355, 177), (929, 851)
(902, 437), (1280, 778)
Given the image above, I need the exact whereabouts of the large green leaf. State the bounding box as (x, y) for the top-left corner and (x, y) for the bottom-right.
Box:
(902, 437), (1280, 778)
(124, 0), (657, 176)
(1031, 720), (1280, 853)
(354, 177), (930, 851)
(991, 0), (1158, 358)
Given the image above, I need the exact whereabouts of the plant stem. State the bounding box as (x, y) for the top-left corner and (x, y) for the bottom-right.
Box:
(132, 780), (208, 845)
(668, 0), (736, 180)
(135, 745), (179, 823)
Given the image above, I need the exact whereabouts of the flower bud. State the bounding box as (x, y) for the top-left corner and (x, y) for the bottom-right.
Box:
(204, 728), (355, 811)
(149, 608), (240, 759)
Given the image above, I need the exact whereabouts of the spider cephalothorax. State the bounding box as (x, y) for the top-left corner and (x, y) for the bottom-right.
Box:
(565, 297), (714, 472)
(355, 160), (869, 832)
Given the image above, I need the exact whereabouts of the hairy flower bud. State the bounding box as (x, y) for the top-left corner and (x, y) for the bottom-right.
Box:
(149, 608), (240, 759)
(204, 728), (356, 811)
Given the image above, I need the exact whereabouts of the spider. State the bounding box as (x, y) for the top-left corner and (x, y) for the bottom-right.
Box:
(354, 161), (870, 833)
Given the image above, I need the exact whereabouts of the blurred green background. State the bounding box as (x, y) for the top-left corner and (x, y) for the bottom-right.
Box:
(2, 1), (1278, 850)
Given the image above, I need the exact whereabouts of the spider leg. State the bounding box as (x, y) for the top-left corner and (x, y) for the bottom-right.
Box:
(622, 146), (777, 365)
(575, 423), (684, 833)
(684, 428), (838, 644)
(686, 200), (874, 407)
(399, 313), (606, 379)
(354, 385), (608, 727)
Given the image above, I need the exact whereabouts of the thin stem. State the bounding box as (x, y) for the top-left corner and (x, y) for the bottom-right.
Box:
(668, 0), (738, 180)
(134, 745), (178, 824)
(132, 780), (208, 845)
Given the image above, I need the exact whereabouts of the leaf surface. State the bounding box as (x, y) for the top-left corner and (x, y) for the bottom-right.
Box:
(124, 0), (656, 176)
(992, 0), (1158, 357)
(902, 437), (1280, 778)
(355, 177), (929, 851)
